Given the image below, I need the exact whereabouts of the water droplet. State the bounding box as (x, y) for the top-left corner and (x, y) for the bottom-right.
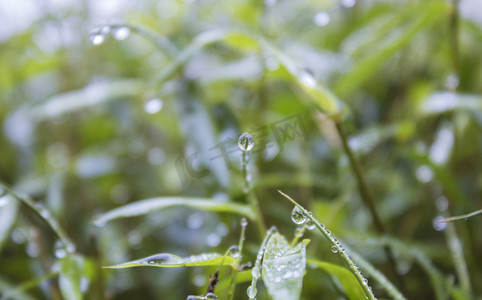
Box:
(66, 243), (76, 253)
(246, 285), (257, 298)
(265, 57), (279, 71)
(100, 26), (111, 35)
(187, 213), (204, 230)
(416, 165), (433, 183)
(445, 74), (459, 90)
(240, 218), (248, 227)
(291, 206), (307, 225)
(206, 233), (221, 247)
(89, 30), (105, 46)
(342, 0), (356, 8)
(238, 132), (254, 152)
(55, 248), (67, 258)
(331, 246), (338, 253)
(228, 246), (240, 258)
(251, 265), (261, 279)
(144, 98), (163, 114)
(205, 293), (217, 299)
(306, 219), (316, 230)
(148, 147), (165, 165)
(26, 243), (40, 257)
(112, 26), (130, 40)
(313, 11), (330, 27)
(186, 296), (198, 300)
(436, 196), (449, 212)
(299, 70), (316, 88)
(0, 194), (10, 207)
(362, 278), (368, 285)
(141, 253), (172, 265)
(11, 228), (26, 244)
(433, 216), (447, 231)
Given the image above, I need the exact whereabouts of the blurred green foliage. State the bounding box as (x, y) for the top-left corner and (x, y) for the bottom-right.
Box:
(1, 0), (482, 299)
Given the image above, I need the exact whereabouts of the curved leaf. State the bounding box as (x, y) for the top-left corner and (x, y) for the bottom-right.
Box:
(104, 252), (236, 269)
(306, 259), (366, 300)
(94, 197), (255, 225)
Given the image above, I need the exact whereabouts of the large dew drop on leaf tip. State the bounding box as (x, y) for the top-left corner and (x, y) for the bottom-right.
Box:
(291, 206), (307, 225)
(238, 132), (254, 152)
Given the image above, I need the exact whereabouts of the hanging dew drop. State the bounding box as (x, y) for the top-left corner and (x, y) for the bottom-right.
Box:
(363, 278), (368, 285)
(238, 132), (254, 152)
(89, 32), (105, 46)
(331, 245), (338, 253)
(306, 219), (315, 230)
(240, 218), (248, 227)
(228, 245), (240, 258)
(291, 206), (307, 225)
(112, 26), (130, 40)
(246, 285), (257, 298)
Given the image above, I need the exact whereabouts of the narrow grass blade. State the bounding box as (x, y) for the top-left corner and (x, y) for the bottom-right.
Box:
(435, 208), (482, 224)
(93, 197), (255, 225)
(104, 253), (236, 269)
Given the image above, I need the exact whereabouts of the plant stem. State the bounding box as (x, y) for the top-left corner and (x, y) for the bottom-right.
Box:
(226, 219), (248, 300)
(335, 123), (407, 293)
(449, 0), (460, 81)
(0, 272), (59, 300)
(278, 190), (377, 300)
(438, 208), (482, 224)
(290, 225), (307, 248)
(0, 181), (72, 249)
(242, 150), (266, 238)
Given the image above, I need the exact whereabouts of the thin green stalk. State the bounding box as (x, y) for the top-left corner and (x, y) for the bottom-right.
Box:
(444, 220), (472, 296)
(0, 181), (73, 249)
(346, 245), (407, 300)
(335, 123), (406, 293)
(227, 219), (248, 300)
(242, 147), (266, 238)
(278, 190), (377, 300)
(0, 272), (59, 300)
(449, 0), (460, 81)
(437, 208), (482, 224)
(290, 225), (307, 248)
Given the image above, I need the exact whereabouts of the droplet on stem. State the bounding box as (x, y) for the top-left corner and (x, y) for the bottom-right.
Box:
(246, 285), (257, 298)
(228, 245), (240, 258)
(306, 219), (315, 230)
(238, 132), (254, 152)
(291, 206), (307, 225)
(112, 26), (130, 40)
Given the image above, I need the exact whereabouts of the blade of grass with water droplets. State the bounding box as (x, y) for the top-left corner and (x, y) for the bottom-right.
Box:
(104, 253), (236, 269)
(93, 197), (255, 225)
(278, 190), (377, 300)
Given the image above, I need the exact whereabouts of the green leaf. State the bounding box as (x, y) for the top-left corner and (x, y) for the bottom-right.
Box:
(419, 92), (482, 115)
(334, 1), (448, 97)
(216, 270), (252, 291)
(0, 193), (18, 251)
(104, 252), (236, 269)
(261, 40), (346, 119)
(306, 259), (366, 300)
(29, 79), (145, 121)
(59, 255), (94, 300)
(93, 197), (255, 225)
(262, 232), (307, 300)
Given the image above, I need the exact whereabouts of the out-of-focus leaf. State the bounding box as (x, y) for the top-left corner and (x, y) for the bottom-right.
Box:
(59, 255), (94, 300)
(29, 79), (145, 121)
(334, 2), (448, 97)
(0, 193), (18, 251)
(223, 32), (259, 52)
(93, 197), (255, 225)
(104, 252), (236, 269)
(419, 92), (482, 114)
(262, 40), (346, 119)
(262, 232), (307, 300)
(0, 276), (38, 300)
(306, 259), (366, 300)
(216, 270), (252, 291)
